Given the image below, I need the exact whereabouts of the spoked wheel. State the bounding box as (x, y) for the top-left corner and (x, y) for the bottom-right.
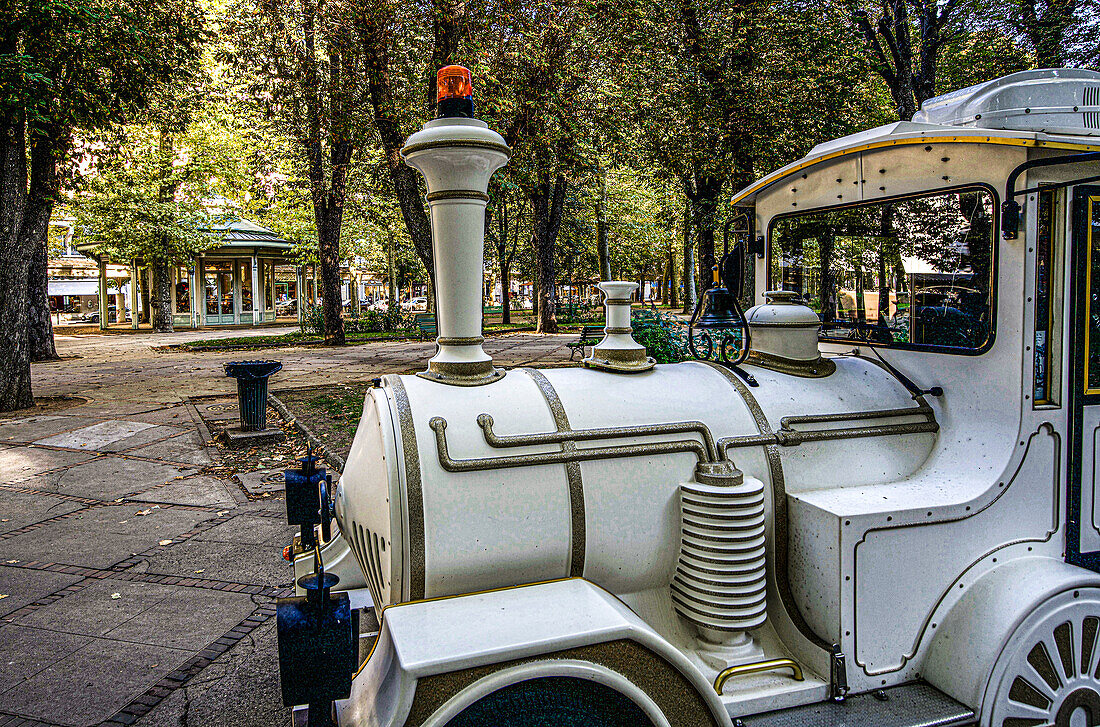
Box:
(987, 588), (1100, 727)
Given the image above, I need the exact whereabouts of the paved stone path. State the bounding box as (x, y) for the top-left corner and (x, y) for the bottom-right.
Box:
(0, 329), (573, 727)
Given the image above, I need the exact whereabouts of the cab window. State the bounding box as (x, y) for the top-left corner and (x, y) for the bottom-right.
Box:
(769, 187), (996, 353)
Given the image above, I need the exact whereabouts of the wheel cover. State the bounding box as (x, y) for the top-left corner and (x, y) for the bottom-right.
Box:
(990, 589), (1100, 727)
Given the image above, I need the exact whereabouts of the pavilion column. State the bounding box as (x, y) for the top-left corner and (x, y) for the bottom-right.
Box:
(251, 254), (261, 327)
(197, 257), (206, 327)
(189, 264), (198, 328)
(269, 261), (276, 321)
(97, 256), (108, 331)
(296, 266), (304, 326)
(130, 260), (139, 329)
(233, 260), (241, 325)
(350, 271), (360, 317)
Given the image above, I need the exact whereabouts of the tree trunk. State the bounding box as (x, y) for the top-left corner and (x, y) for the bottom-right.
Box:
(668, 242), (679, 308)
(151, 261), (174, 333)
(529, 174), (567, 334)
(318, 209), (345, 345)
(386, 230), (397, 304)
(24, 126), (64, 362)
(140, 267), (151, 323)
(689, 175), (723, 294)
(0, 110), (34, 411)
(596, 151), (611, 282)
(29, 230), (58, 360)
(531, 272), (539, 321)
(152, 129), (176, 334)
(819, 229), (836, 321)
(682, 196), (696, 314)
(500, 260), (511, 324)
(359, 14), (438, 306)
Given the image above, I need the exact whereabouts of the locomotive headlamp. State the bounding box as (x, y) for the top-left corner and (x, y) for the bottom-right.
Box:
(436, 64), (474, 118)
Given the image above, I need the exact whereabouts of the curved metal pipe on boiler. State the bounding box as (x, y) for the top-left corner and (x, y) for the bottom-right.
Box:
(429, 416), (713, 473)
(475, 413), (720, 462)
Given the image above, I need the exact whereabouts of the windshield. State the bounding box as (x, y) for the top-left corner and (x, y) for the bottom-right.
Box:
(769, 187), (996, 353)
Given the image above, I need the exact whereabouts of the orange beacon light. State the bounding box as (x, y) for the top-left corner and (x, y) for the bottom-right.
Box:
(437, 65), (474, 118)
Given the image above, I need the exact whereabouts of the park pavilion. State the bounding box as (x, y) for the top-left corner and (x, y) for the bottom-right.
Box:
(74, 219), (304, 330)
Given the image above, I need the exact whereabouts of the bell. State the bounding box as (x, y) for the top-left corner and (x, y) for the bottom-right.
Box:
(694, 286), (742, 329)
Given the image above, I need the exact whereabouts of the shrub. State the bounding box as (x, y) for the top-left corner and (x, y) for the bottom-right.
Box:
(301, 305), (325, 335)
(631, 308), (689, 363)
(344, 303), (414, 334)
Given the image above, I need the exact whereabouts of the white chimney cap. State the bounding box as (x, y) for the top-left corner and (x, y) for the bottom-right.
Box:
(912, 68), (1100, 136)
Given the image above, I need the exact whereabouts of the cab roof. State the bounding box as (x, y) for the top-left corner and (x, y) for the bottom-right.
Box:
(733, 69), (1100, 206)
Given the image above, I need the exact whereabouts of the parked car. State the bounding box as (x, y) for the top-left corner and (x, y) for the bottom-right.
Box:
(275, 298), (297, 316)
(79, 305), (128, 324)
(402, 296), (428, 311)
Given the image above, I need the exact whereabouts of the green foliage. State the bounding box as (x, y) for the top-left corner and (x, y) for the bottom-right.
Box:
(301, 305), (326, 335)
(343, 305), (412, 334)
(631, 308), (689, 364)
(2, 0), (206, 129)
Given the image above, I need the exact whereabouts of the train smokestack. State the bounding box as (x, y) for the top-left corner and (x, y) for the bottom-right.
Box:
(400, 66), (510, 386)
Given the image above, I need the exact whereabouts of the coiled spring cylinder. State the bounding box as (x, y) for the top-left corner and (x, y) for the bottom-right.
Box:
(672, 461), (767, 634)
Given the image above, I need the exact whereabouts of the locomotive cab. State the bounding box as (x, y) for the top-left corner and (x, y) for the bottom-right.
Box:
(281, 69), (1100, 727)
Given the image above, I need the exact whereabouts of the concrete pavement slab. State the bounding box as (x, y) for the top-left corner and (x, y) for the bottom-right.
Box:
(0, 415), (105, 443)
(44, 456), (200, 500)
(0, 624), (92, 690)
(102, 424), (187, 453)
(14, 579), (178, 637)
(35, 420), (158, 450)
(113, 406), (191, 426)
(237, 469), (285, 496)
(194, 513), (297, 547)
(0, 490), (85, 532)
(131, 431), (216, 466)
(104, 587), (257, 650)
(129, 475), (237, 508)
(139, 540), (293, 589)
(0, 448), (97, 484)
(2, 636), (190, 726)
(0, 566), (83, 619)
(67, 400), (181, 417)
(135, 620), (288, 727)
(0, 505), (215, 569)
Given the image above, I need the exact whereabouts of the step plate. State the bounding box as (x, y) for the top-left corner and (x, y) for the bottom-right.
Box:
(742, 683), (975, 727)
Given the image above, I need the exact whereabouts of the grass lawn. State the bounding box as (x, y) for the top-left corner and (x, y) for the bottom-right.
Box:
(172, 321), (537, 351)
(275, 385), (374, 459)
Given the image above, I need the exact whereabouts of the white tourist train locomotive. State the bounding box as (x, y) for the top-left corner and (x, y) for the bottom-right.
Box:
(277, 67), (1100, 727)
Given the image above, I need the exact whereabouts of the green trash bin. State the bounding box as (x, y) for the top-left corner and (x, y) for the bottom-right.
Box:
(224, 360), (283, 431)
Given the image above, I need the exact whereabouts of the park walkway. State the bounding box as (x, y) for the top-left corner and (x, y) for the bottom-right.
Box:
(0, 329), (573, 727)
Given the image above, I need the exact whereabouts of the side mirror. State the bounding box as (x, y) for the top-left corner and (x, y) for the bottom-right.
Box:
(1001, 199), (1021, 240)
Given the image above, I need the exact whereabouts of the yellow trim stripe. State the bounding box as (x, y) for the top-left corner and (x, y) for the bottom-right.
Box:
(731, 135), (1100, 206)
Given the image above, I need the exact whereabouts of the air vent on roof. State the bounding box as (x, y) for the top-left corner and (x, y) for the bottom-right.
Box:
(1085, 86), (1100, 129)
(913, 69), (1100, 137)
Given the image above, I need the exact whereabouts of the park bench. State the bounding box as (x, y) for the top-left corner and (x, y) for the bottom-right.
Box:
(415, 314), (437, 340)
(567, 325), (604, 360)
